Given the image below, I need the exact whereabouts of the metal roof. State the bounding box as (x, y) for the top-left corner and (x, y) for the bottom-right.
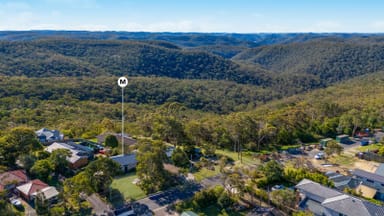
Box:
(375, 163), (384, 177)
(322, 195), (372, 216)
(296, 179), (342, 203)
(110, 154), (137, 166)
(354, 169), (384, 184)
(296, 179), (384, 216)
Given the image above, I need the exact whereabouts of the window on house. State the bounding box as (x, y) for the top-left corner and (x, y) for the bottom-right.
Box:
(367, 179), (374, 183)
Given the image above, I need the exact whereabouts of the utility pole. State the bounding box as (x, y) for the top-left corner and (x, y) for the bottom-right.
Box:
(118, 76), (128, 155)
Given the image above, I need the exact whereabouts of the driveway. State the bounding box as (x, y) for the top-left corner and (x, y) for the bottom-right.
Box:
(135, 183), (201, 216)
(200, 175), (223, 188)
(21, 199), (36, 216)
(375, 132), (384, 142)
(86, 193), (113, 216)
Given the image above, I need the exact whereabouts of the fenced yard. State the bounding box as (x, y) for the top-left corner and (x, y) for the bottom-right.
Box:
(111, 172), (146, 203)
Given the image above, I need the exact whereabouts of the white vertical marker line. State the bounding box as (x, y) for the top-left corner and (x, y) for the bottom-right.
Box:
(122, 86), (124, 154)
(118, 76), (128, 155)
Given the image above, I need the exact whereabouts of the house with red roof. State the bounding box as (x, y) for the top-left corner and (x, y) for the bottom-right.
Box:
(16, 179), (59, 203)
(0, 170), (28, 192)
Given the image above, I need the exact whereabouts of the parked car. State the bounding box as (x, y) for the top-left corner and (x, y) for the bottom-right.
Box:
(360, 139), (369, 146)
(315, 152), (325, 159)
(272, 185), (285, 191)
(9, 197), (22, 207)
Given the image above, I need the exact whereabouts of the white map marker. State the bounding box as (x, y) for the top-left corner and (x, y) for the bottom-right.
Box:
(118, 76), (128, 155)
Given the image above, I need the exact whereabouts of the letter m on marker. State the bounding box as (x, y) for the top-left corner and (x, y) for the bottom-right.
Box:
(119, 79), (127, 85)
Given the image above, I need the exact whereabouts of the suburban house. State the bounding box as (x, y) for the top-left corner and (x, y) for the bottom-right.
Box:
(97, 133), (137, 146)
(353, 169), (384, 200)
(110, 153), (137, 173)
(35, 128), (64, 143)
(16, 179), (59, 204)
(296, 179), (384, 216)
(65, 141), (94, 159)
(325, 171), (359, 191)
(336, 134), (350, 144)
(0, 170), (28, 192)
(320, 138), (333, 148)
(45, 142), (92, 169)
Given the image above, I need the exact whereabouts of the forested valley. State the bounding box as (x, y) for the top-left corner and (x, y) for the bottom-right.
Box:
(2, 31), (384, 215)
(1, 32), (384, 151)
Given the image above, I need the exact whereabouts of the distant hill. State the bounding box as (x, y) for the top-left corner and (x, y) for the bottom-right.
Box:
(233, 38), (384, 83)
(0, 39), (271, 85)
(1, 31), (382, 48)
(210, 71), (384, 146)
(0, 38), (325, 96)
(2, 31), (384, 110)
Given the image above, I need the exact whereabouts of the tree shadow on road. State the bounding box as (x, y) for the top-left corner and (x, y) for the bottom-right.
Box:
(108, 188), (125, 208)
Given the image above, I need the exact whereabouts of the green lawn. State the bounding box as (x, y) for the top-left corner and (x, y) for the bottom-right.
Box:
(87, 138), (99, 143)
(329, 154), (355, 166)
(111, 172), (146, 201)
(279, 144), (301, 151)
(358, 143), (383, 152)
(216, 149), (259, 166)
(194, 166), (220, 182)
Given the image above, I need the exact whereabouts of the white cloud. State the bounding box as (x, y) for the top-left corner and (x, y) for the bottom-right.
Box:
(147, 21), (195, 32)
(0, 11), (39, 30)
(314, 21), (342, 31)
(111, 20), (198, 32)
(0, 1), (378, 33)
(371, 21), (384, 31)
(250, 13), (263, 18)
(316, 20), (341, 29)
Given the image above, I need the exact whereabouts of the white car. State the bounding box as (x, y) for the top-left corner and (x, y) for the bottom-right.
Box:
(272, 185), (285, 191)
(315, 152), (325, 159)
(10, 198), (22, 207)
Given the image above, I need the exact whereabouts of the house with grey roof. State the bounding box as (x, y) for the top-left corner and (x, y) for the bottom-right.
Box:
(354, 169), (384, 200)
(45, 142), (91, 169)
(325, 171), (360, 191)
(375, 163), (384, 177)
(296, 179), (384, 216)
(110, 154), (137, 173)
(35, 128), (64, 143)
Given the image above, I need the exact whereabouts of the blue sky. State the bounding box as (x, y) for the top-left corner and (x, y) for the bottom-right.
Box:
(0, 0), (383, 33)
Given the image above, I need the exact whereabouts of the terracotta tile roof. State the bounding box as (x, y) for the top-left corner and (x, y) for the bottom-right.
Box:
(0, 170), (28, 189)
(16, 179), (48, 196)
